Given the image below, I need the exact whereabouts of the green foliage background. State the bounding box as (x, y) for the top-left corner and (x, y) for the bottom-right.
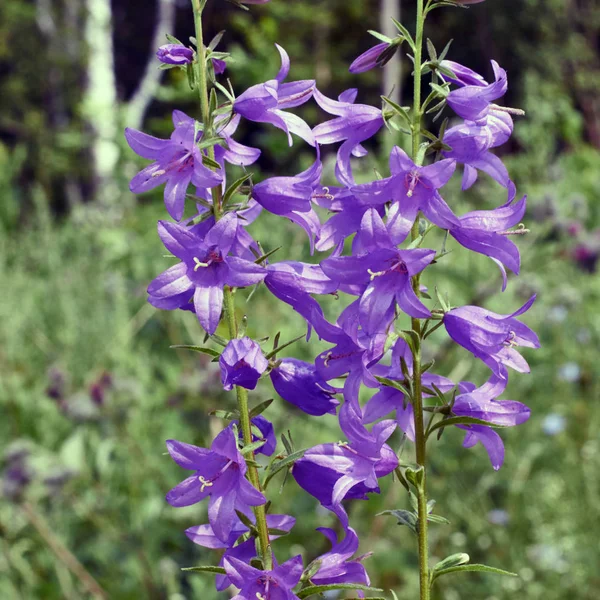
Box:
(1, 0), (599, 599)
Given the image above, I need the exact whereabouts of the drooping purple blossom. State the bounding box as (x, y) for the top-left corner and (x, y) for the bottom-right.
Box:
(310, 526), (370, 588)
(165, 427), (266, 542)
(270, 358), (339, 416)
(156, 44), (193, 65)
(313, 88), (384, 186)
(125, 111), (223, 221)
(453, 372), (530, 470)
(186, 513), (295, 591)
(220, 337), (269, 391)
(147, 215), (266, 334)
(322, 209), (436, 334)
(352, 147), (458, 242)
(251, 151), (321, 217)
(449, 193), (527, 290)
(224, 555), (303, 600)
(234, 45), (315, 146)
(443, 295), (540, 378)
(293, 401), (397, 523)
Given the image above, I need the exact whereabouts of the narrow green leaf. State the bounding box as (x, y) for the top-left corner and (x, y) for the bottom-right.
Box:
(208, 409), (238, 420)
(431, 563), (518, 584)
(390, 18), (415, 48)
(427, 514), (451, 525)
(181, 565), (227, 575)
(368, 30), (393, 43)
(170, 345), (221, 358)
(166, 33), (183, 45)
(265, 334), (305, 360)
(223, 172), (252, 206)
(208, 30), (225, 51)
(438, 38), (454, 62)
(429, 82), (449, 98)
(263, 449), (306, 488)
(249, 399), (274, 419)
(377, 509), (418, 534)
(427, 415), (508, 437)
(241, 440), (266, 455)
(426, 38), (437, 61)
(374, 376), (411, 399)
(297, 583), (383, 599)
(254, 246), (282, 265)
(201, 155), (221, 170)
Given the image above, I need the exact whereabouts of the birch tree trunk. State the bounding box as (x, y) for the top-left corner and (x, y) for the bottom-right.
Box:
(380, 0), (401, 104)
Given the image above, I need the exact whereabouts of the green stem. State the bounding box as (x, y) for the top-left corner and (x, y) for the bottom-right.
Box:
(410, 1), (430, 599)
(191, 0), (272, 570)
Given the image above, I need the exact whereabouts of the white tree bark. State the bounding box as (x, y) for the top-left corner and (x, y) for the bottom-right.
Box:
(380, 0), (401, 104)
(83, 0), (119, 204)
(126, 0), (177, 130)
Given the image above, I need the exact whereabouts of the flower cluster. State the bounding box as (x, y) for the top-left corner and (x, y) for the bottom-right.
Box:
(126, 0), (537, 595)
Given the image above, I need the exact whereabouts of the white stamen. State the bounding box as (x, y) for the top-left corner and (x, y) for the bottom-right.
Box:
(193, 257), (209, 271)
(198, 476), (214, 492)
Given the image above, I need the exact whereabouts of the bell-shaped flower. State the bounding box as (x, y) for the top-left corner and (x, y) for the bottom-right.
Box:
(147, 214), (266, 334)
(219, 337), (269, 391)
(125, 111), (225, 221)
(453, 372), (530, 470)
(313, 88), (384, 185)
(165, 427), (266, 542)
(264, 261), (339, 338)
(251, 152), (321, 216)
(352, 147), (458, 243)
(449, 194), (527, 290)
(270, 358), (340, 416)
(314, 185), (387, 255)
(234, 45), (315, 146)
(444, 60), (508, 122)
(224, 555), (303, 600)
(186, 513), (295, 591)
(309, 526), (370, 587)
(322, 209), (436, 334)
(443, 295), (540, 378)
(292, 401), (397, 524)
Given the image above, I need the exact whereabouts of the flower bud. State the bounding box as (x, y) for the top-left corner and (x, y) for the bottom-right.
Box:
(270, 358), (339, 416)
(349, 42), (394, 74)
(219, 337), (268, 391)
(156, 44), (194, 66)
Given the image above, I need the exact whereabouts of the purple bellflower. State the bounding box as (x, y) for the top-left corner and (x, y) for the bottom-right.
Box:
(444, 295), (540, 378)
(444, 60), (508, 122)
(349, 42), (391, 74)
(313, 185), (386, 255)
(313, 88), (384, 186)
(449, 194), (527, 290)
(453, 371), (530, 470)
(186, 513), (295, 591)
(234, 45), (315, 146)
(441, 60), (514, 190)
(125, 111), (223, 221)
(270, 358), (340, 416)
(165, 427), (266, 542)
(251, 152), (321, 217)
(352, 147), (458, 243)
(293, 401), (397, 524)
(229, 415), (277, 457)
(264, 261), (339, 338)
(220, 337), (269, 391)
(224, 555), (303, 600)
(310, 526), (370, 588)
(322, 209), (436, 334)
(156, 44), (193, 65)
(147, 214), (266, 334)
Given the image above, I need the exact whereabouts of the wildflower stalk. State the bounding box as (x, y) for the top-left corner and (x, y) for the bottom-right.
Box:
(410, 0), (431, 598)
(191, 0), (273, 569)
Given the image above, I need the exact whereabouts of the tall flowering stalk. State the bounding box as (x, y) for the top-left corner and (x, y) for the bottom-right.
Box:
(125, 0), (538, 597)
